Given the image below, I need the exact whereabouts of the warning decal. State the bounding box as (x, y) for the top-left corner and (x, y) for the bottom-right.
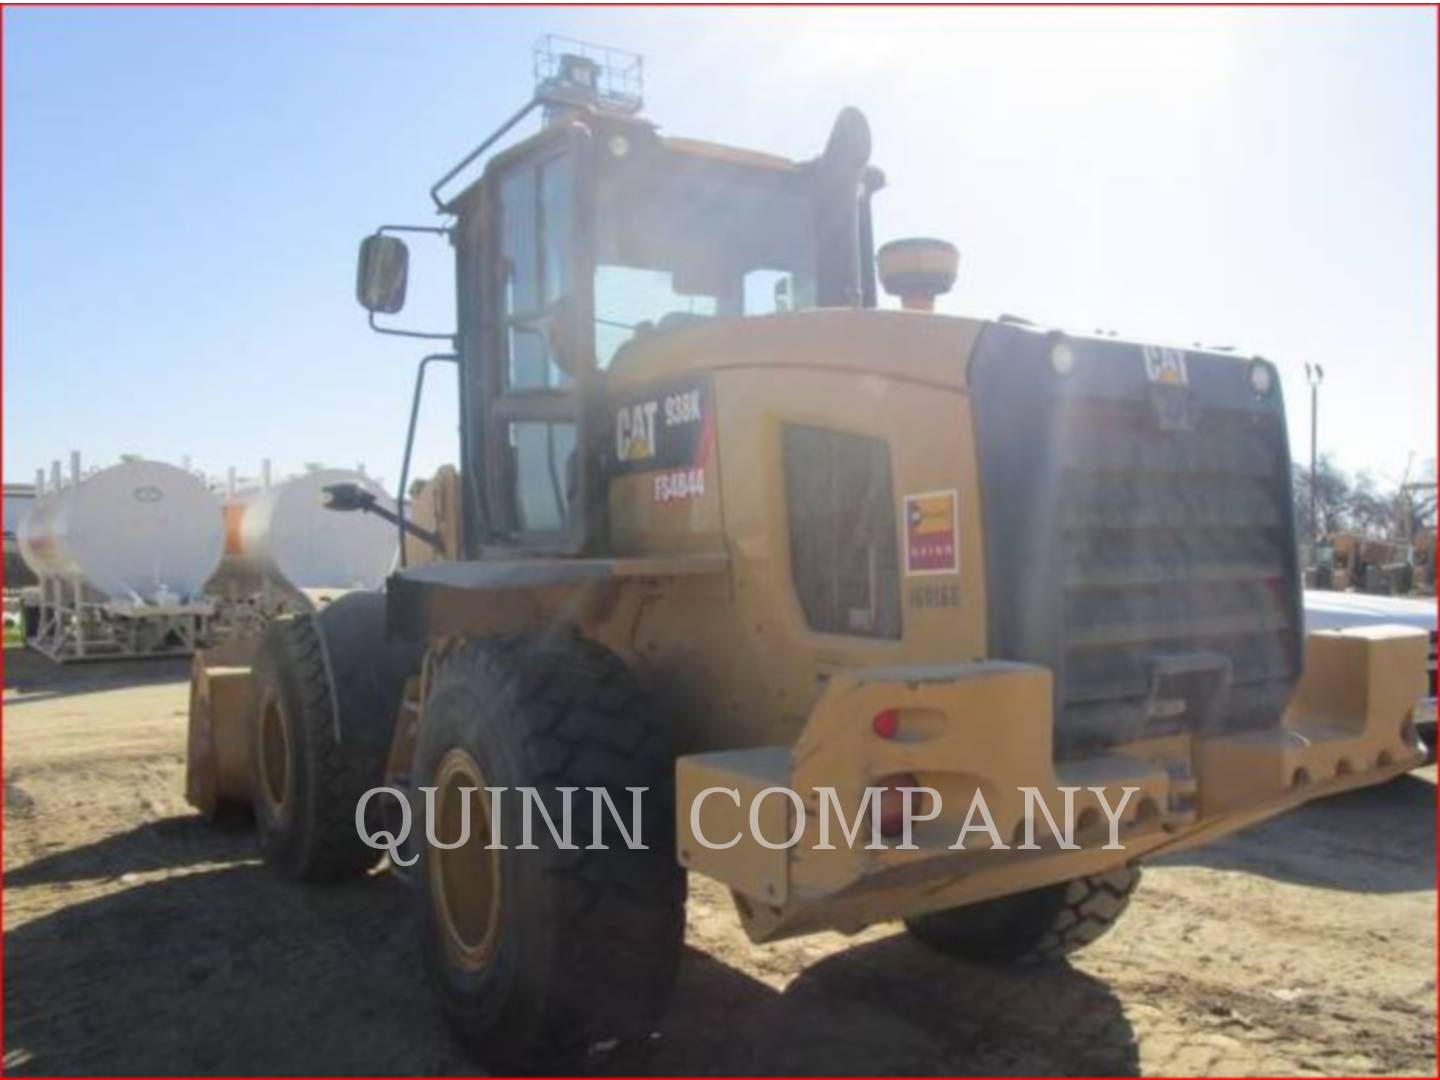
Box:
(904, 489), (959, 576)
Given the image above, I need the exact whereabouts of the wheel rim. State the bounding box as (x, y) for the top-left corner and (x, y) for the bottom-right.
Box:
(429, 748), (502, 971)
(257, 692), (291, 817)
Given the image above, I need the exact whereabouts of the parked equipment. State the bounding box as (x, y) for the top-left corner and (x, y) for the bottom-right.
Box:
(207, 467), (398, 638)
(1315, 531), (1423, 596)
(19, 456), (221, 661)
(3, 482), (38, 589)
(189, 38), (1431, 1070)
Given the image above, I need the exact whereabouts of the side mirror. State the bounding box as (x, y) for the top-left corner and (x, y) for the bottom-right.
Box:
(356, 234), (410, 314)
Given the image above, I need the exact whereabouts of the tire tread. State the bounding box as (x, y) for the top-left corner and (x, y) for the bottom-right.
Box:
(418, 632), (684, 1070)
(905, 864), (1141, 966)
(253, 608), (395, 881)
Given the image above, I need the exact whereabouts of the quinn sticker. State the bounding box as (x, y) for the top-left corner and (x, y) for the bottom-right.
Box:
(904, 489), (960, 576)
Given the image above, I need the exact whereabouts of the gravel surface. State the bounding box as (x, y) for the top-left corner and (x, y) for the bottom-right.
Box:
(3, 648), (1435, 1076)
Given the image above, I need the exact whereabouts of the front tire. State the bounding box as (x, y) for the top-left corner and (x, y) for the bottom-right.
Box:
(413, 633), (685, 1072)
(250, 593), (416, 881)
(905, 865), (1141, 965)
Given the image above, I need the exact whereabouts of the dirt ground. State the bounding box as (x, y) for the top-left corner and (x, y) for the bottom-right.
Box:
(2, 647), (1435, 1077)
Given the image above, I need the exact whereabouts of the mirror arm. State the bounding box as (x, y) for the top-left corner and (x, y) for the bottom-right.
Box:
(365, 224), (456, 340)
(323, 482), (445, 554)
(367, 309), (456, 342)
(376, 224), (452, 238)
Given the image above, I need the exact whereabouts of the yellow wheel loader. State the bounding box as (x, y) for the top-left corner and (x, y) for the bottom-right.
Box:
(185, 38), (1430, 1071)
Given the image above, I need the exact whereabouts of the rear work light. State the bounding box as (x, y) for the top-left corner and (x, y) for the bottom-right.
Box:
(1049, 339), (1075, 375)
(1249, 358), (1275, 397)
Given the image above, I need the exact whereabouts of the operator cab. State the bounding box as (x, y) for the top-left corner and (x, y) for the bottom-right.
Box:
(356, 37), (882, 559)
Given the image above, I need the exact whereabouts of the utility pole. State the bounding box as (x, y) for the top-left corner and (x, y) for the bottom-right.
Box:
(1303, 363), (1324, 554)
(1398, 453), (1415, 545)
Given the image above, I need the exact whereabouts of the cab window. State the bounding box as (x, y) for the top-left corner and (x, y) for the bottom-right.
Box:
(506, 420), (576, 531)
(498, 153), (575, 389)
(592, 149), (817, 367)
(594, 266), (718, 368)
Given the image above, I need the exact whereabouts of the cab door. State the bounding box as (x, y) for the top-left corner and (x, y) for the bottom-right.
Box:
(462, 124), (596, 555)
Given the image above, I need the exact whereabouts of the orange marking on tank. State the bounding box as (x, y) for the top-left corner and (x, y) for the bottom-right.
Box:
(223, 502), (247, 556)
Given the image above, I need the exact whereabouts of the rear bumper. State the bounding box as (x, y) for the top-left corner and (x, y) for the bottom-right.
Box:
(677, 626), (1428, 943)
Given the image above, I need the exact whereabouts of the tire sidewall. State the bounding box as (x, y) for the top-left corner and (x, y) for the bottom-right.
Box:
(410, 635), (684, 1068)
(250, 623), (316, 875)
(248, 599), (418, 882)
(411, 648), (556, 1055)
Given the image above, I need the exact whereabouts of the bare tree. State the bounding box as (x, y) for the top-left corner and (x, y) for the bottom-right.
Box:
(1293, 456), (1436, 543)
(1398, 458), (1436, 541)
(1347, 472), (1393, 537)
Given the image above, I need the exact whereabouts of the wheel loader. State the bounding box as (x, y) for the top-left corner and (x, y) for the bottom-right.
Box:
(185, 38), (1430, 1071)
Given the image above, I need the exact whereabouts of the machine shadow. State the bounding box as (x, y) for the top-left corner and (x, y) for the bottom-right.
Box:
(2, 864), (471, 1077)
(2, 648), (190, 698)
(6, 813), (256, 888)
(652, 936), (1139, 1076)
(4, 856), (1138, 1077)
(1155, 771), (1436, 893)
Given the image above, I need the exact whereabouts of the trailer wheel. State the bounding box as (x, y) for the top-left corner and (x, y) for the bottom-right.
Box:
(904, 865), (1141, 965)
(250, 593), (416, 881)
(413, 632), (685, 1072)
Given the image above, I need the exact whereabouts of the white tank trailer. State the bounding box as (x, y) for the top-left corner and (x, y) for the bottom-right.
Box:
(18, 454), (224, 662)
(205, 465), (398, 639)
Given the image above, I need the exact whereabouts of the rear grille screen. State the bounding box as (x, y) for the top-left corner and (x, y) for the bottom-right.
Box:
(970, 327), (1303, 753)
(1055, 399), (1298, 743)
(783, 424), (901, 639)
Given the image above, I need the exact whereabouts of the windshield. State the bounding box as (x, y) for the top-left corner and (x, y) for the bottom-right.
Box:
(592, 150), (818, 367)
(483, 137), (820, 538)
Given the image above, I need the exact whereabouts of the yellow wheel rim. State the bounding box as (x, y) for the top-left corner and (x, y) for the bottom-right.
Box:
(257, 692), (292, 818)
(429, 748), (502, 971)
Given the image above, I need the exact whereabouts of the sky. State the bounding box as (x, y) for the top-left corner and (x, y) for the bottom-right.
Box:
(4, 7), (1436, 493)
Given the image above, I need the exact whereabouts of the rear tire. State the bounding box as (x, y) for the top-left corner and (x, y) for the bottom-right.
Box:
(250, 593), (417, 881)
(413, 632), (685, 1072)
(905, 865), (1141, 965)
